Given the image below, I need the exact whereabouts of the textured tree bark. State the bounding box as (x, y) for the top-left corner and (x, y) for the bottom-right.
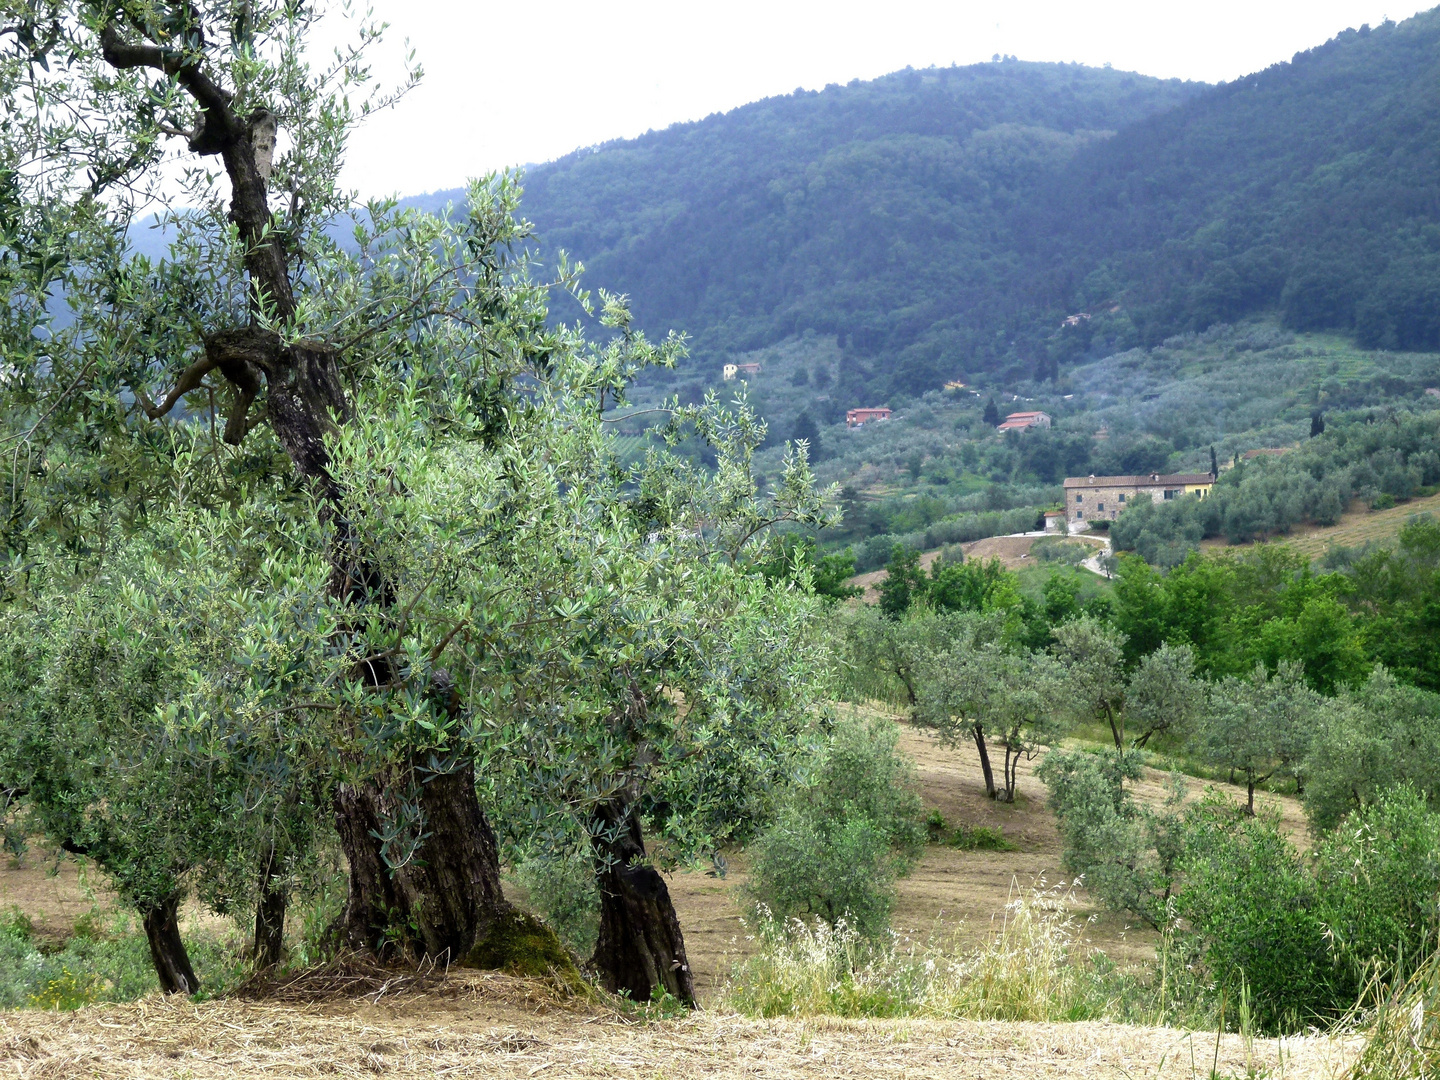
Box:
(252, 852), (288, 967)
(100, 17), (509, 965)
(142, 894), (200, 995)
(973, 722), (997, 799)
(252, 847), (287, 968)
(588, 795), (695, 1006)
(334, 764), (511, 960)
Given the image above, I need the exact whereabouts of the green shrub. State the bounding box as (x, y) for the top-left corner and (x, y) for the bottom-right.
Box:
(1176, 794), (1340, 1033)
(924, 810), (1014, 851)
(0, 909), (243, 1008)
(515, 847), (600, 959)
(1036, 748), (1185, 929)
(745, 714), (923, 936)
(1314, 784), (1440, 986)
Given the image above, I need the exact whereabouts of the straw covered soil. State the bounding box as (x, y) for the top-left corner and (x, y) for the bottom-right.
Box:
(0, 970), (1359, 1079)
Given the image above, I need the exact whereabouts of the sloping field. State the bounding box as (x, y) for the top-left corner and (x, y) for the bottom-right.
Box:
(0, 974), (1359, 1079)
(0, 714), (1333, 1078)
(846, 534), (1105, 603)
(1201, 491), (1440, 560)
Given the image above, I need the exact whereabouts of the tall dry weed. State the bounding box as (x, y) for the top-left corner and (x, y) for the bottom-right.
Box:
(1347, 948), (1440, 1080)
(720, 882), (1109, 1021)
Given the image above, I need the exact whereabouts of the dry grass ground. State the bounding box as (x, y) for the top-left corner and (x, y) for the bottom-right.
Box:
(0, 709), (1308, 999)
(0, 971), (1360, 1079)
(0, 710), (1335, 1078)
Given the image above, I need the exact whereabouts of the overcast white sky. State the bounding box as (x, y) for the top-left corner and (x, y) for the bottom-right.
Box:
(333, 1), (1433, 198)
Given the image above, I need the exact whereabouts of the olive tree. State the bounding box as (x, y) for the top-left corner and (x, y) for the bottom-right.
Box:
(914, 628), (1067, 802)
(0, 4), (837, 1003)
(1194, 661), (1321, 814)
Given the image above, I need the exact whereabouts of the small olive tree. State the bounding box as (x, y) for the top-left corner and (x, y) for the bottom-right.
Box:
(914, 631), (1067, 802)
(1193, 661), (1320, 814)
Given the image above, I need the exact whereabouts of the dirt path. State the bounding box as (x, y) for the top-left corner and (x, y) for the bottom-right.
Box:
(0, 972), (1359, 1079)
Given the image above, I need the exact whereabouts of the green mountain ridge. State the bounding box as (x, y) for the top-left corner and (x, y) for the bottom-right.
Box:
(413, 8), (1440, 412)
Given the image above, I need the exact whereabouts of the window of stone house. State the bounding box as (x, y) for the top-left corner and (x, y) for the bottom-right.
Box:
(1164, 489), (1176, 500)
(1098, 503), (1105, 511)
(1075, 493), (1083, 502)
(1119, 494), (1126, 503)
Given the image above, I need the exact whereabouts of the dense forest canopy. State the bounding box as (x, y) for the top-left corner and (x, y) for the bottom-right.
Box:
(410, 9), (1440, 406)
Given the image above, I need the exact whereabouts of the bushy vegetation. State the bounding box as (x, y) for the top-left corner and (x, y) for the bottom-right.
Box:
(745, 715), (924, 937)
(1112, 407), (1440, 562)
(0, 908), (243, 1009)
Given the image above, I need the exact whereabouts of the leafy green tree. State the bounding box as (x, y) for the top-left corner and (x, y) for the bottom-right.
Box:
(1176, 793), (1338, 1033)
(877, 544), (926, 618)
(1303, 667), (1440, 832)
(1194, 662), (1321, 814)
(1037, 748), (1186, 929)
(1051, 617), (1128, 747)
(790, 411), (823, 460)
(745, 714), (924, 936)
(1124, 642), (1205, 748)
(755, 536), (861, 601)
(0, 3), (838, 1005)
(914, 634), (1066, 801)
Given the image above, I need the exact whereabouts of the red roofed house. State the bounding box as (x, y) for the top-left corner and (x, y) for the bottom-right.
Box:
(997, 410), (1052, 433)
(846, 407), (892, 428)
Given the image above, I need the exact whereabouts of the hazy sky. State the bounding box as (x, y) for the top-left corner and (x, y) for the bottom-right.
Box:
(333, 1), (1432, 197)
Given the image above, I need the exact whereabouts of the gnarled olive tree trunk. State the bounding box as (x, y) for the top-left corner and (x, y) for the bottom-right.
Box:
(252, 845), (287, 969)
(100, 19), (508, 965)
(588, 794), (694, 1006)
(335, 763), (510, 960)
(142, 894), (200, 995)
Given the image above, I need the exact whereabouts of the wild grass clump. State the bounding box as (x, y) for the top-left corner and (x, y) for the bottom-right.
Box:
(0, 906), (244, 1008)
(1347, 949), (1440, 1080)
(722, 886), (1107, 1021)
(925, 810), (1016, 851)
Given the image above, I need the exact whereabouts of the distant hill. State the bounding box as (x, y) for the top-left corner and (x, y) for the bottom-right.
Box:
(419, 62), (1203, 405)
(415, 9), (1440, 410)
(1033, 11), (1440, 358)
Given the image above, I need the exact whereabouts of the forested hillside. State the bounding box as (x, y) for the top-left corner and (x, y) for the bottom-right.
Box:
(413, 62), (1202, 400)
(414, 9), (1440, 407)
(1035, 12), (1440, 357)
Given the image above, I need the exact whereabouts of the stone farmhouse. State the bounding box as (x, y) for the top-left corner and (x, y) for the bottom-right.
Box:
(1063, 472), (1215, 527)
(997, 410), (1051, 433)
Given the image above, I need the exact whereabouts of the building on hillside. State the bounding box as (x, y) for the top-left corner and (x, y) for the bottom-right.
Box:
(997, 410), (1052, 433)
(722, 363), (738, 380)
(1426, 387), (1440, 399)
(1063, 472), (1215, 528)
(735, 362), (762, 376)
(1043, 510), (1068, 534)
(846, 407), (892, 428)
(943, 379), (968, 390)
